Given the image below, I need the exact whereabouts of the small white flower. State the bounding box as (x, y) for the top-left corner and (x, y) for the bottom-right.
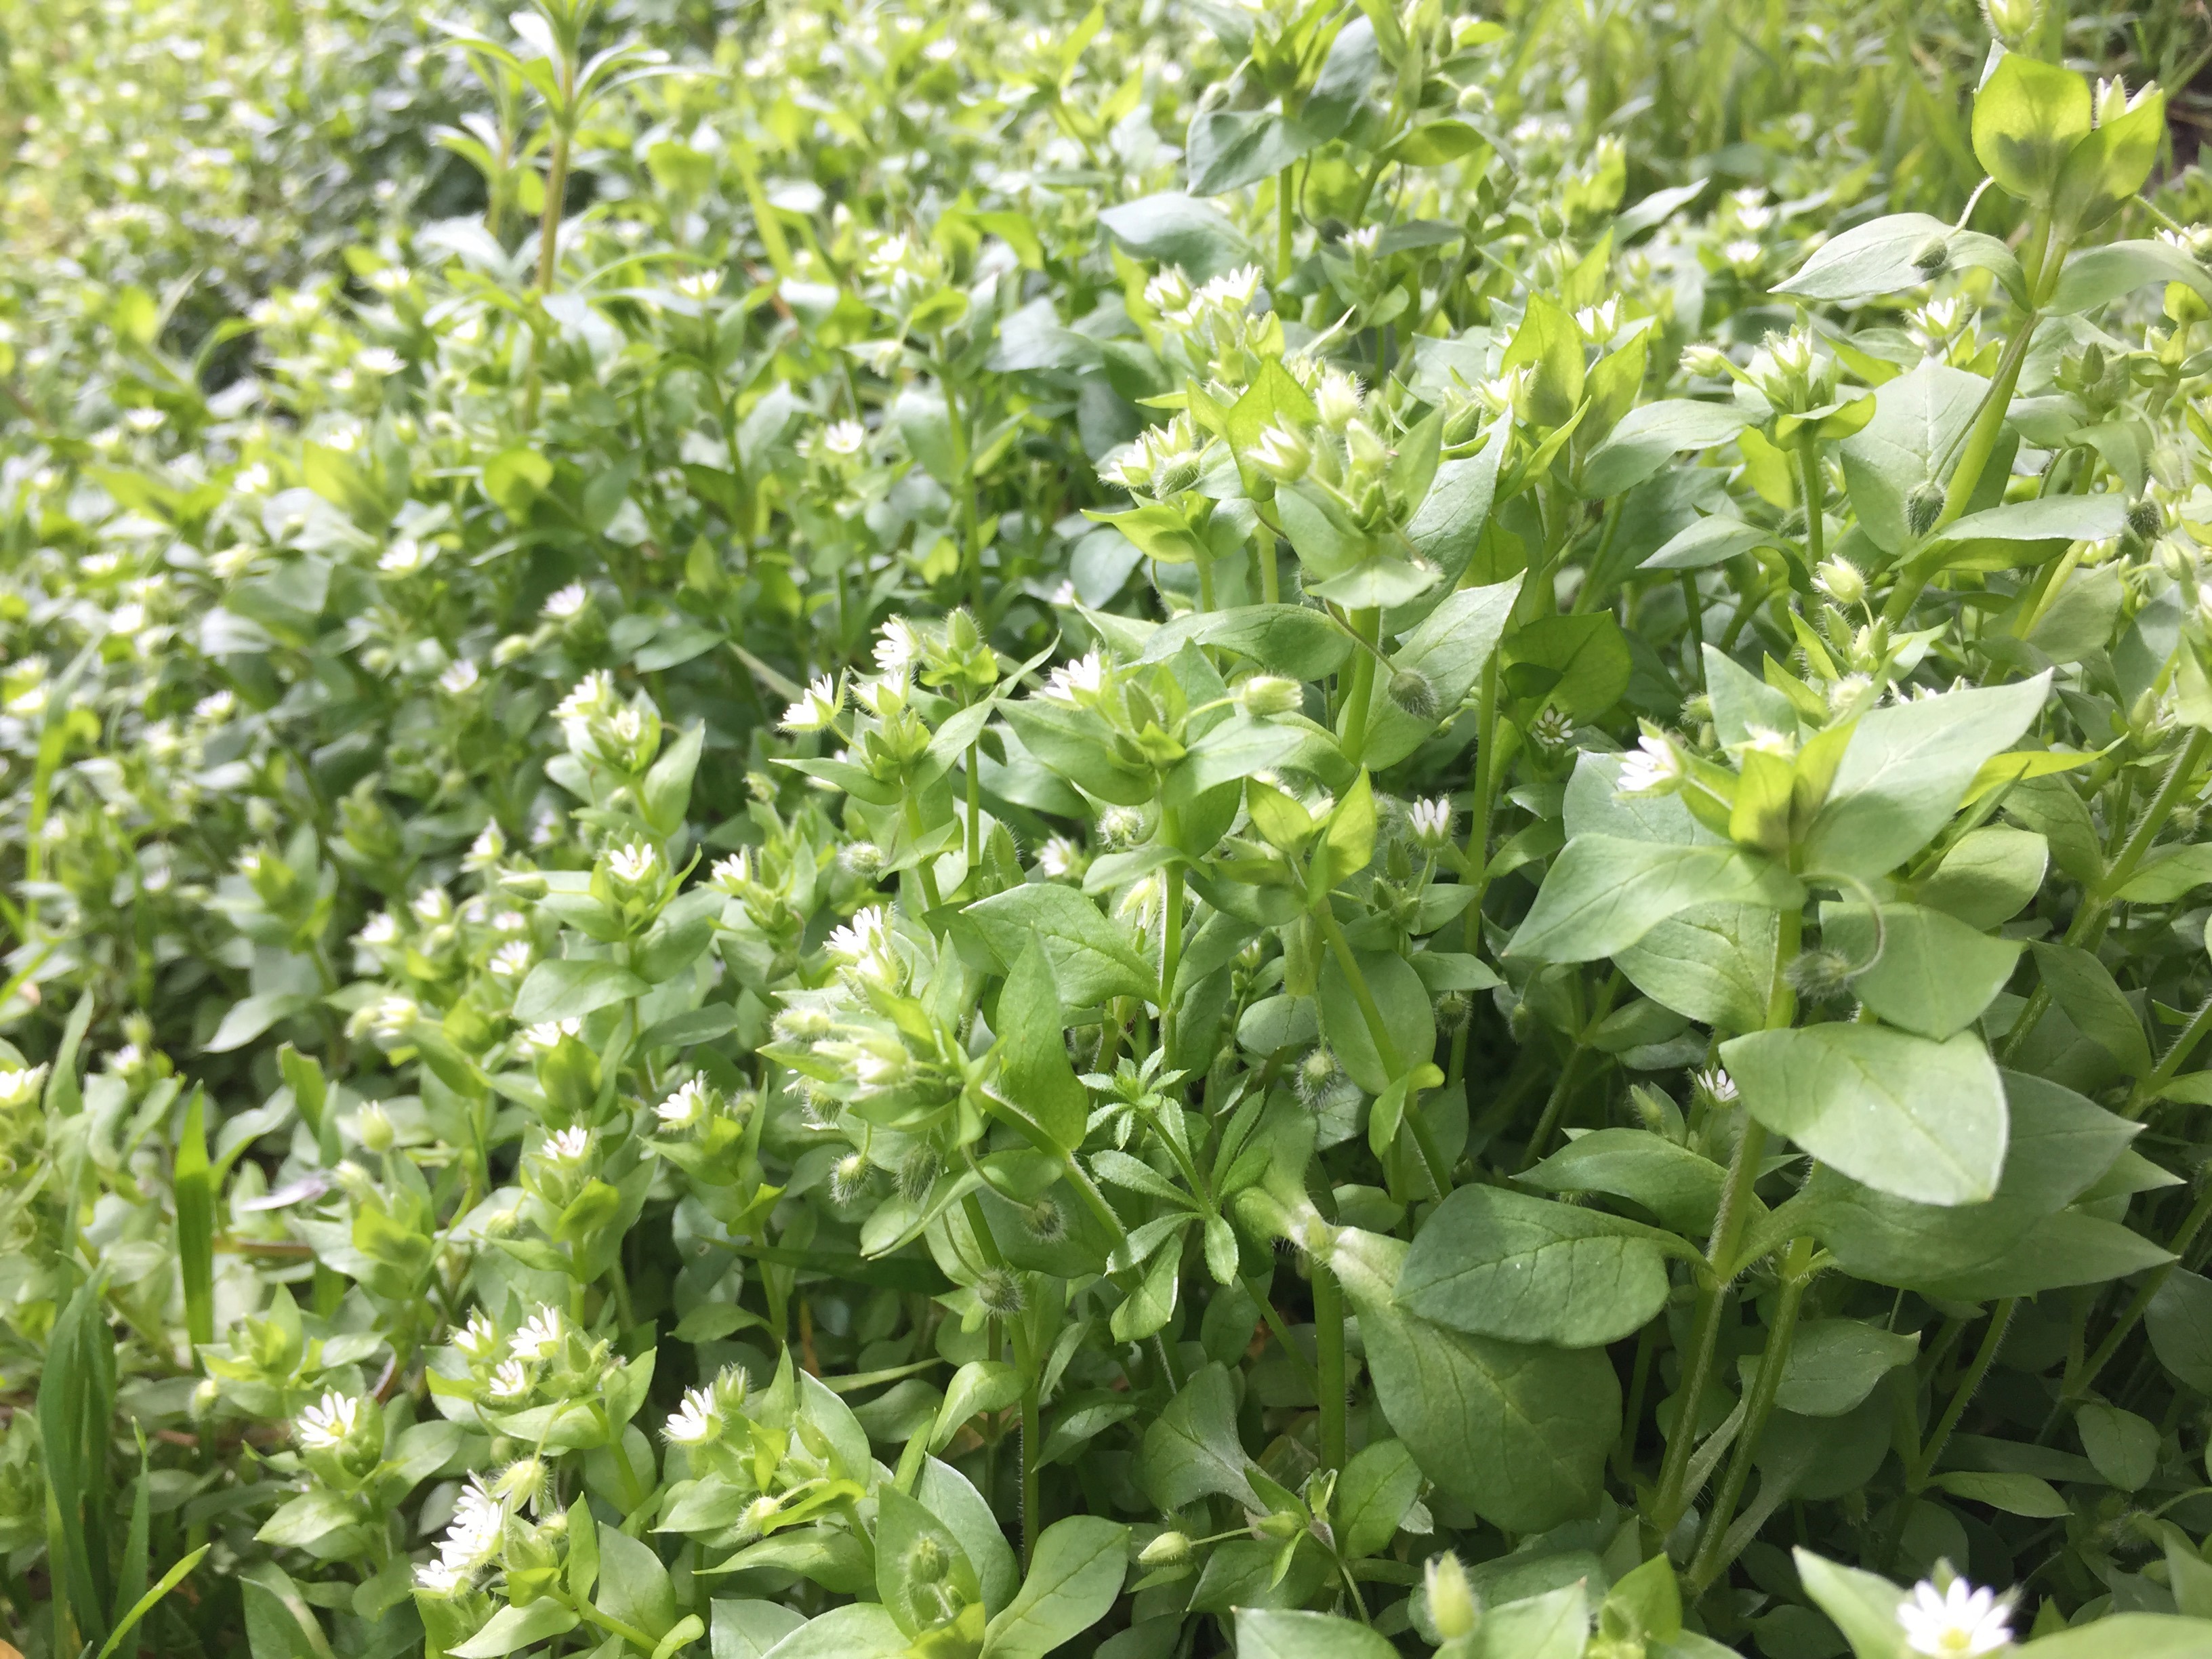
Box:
(1040, 651), (1105, 706)
(454, 1311), (500, 1359)
(489, 941), (531, 978)
(1035, 835), (1084, 880)
(664, 1385), (721, 1444)
(675, 269), (723, 302)
(710, 851), (754, 893)
(607, 841), (657, 885)
(0, 1065), (49, 1108)
(782, 673), (843, 733)
(542, 581), (588, 620)
(1898, 1578), (2012, 1658)
(1408, 797), (1455, 851)
(295, 1390), (359, 1452)
(125, 407), (166, 434)
(378, 537), (431, 577)
(355, 346), (404, 376)
(465, 823), (505, 870)
(355, 911), (399, 949)
(545, 1126), (590, 1164)
(657, 1079), (712, 1129)
(233, 462), (272, 495)
(412, 888), (450, 923)
(554, 670), (617, 725)
(414, 1559), (469, 1594)
(521, 1018), (581, 1052)
(823, 418), (867, 457)
(437, 659), (480, 695)
(493, 908), (528, 933)
(1694, 1067), (1739, 1105)
(508, 1307), (563, 1361)
(825, 905), (893, 966)
(1616, 732), (1687, 798)
(873, 617), (919, 675)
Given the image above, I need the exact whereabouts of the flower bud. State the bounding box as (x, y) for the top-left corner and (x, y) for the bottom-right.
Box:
(1911, 234), (1950, 276)
(1905, 480), (1945, 538)
(1250, 421), (1311, 484)
(907, 1535), (951, 1584)
(1784, 947), (1857, 1005)
(1345, 419), (1391, 473)
(1316, 370), (1364, 432)
(1980, 0), (2038, 44)
(1426, 1552), (1481, 1641)
(975, 1267), (1026, 1317)
(1237, 675), (1304, 718)
(1680, 344), (1733, 380)
(1140, 1530), (1191, 1567)
(1814, 559), (1866, 607)
(1388, 669), (1440, 723)
(2129, 497), (2167, 544)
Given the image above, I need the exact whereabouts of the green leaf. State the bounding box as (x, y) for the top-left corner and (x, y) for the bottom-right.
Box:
(876, 1486), (983, 1638)
(1186, 110), (1315, 197)
(205, 991), (313, 1054)
(1521, 1128), (1728, 1235)
(1330, 1229), (1618, 1534)
(1792, 1550), (1910, 1659)
(1578, 400), (1749, 497)
(1500, 294), (1584, 429)
(1098, 193), (1254, 282)
(2147, 1269), (2212, 1393)
(2076, 1401), (2158, 1492)
(2051, 88), (2164, 237)
(1917, 826), (2049, 927)
(1837, 363), (1988, 556)
(1722, 1023), (2007, 1206)
(1235, 1610), (1397, 1659)
(598, 1521), (679, 1641)
(1776, 212), (1960, 302)
(2112, 842), (2212, 903)
(1798, 673), (2051, 882)
(964, 884), (1155, 1006)
(481, 446), (554, 516)
(1468, 1582), (1589, 1659)
(1317, 947), (1431, 1094)
(979, 1517), (1130, 1659)
(175, 1085), (215, 1351)
(1397, 1185), (1673, 1347)
(1333, 1439), (1420, 1559)
(1137, 1362), (1258, 1510)
(1819, 901), (2022, 1040)
(2051, 239), (2212, 316)
(992, 937), (1089, 1152)
(514, 958), (651, 1023)
(2028, 941), (2152, 1079)
(1140, 605), (1349, 679)
(1364, 577), (1522, 768)
(1971, 52), (2093, 207)
(1500, 612), (1631, 720)
(1750, 1319), (1917, 1418)
(758, 1605), (907, 1659)
(712, 1599), (808, 1659)
(1933, 1471), (2070, 1517)
(2016, 1615), (2212, 1657)
(451, 1601), (581, 1658)
(1508, 836), (1800, 964)
(94, 1545), (209, 1659)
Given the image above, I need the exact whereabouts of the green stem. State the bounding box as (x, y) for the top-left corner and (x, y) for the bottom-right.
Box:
(1311, 1261), (1348, 1471)
(1314, 901), (1450, 1195)
(965, 739), (983, 869)
(1241, 1273), (1321, 1394)
(1277, 165), (1295, 287)
(2135, 992), (2212, 1113)
(1797, 433), (1825, 573)
(1160, 860), (1185, 1057)
(1885, 1299), (2015, 1572)
(1337, 609), (1381, 765)
(1650, 907), (1799, 1536)
(1688, 1235), (1816, 1591)
(535, 125), (571, 293)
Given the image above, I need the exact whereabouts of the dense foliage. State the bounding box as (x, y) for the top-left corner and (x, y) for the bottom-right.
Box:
(8, 0), (2212, 1656)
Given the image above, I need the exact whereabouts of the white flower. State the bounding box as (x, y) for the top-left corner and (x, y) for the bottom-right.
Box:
(412, 887), (450, 923)
(0, 1065), (49, 1109)
(295, 1391), (359, 1452)
(414, 1559), (469, 1595)
(1694, 1067), (1738, 1105)
(711, 851), (754, 893)
(377, 537), (431, 576)
(493, 909), (528, 933)
(193, 689), (234, 722)
(421, 1478), (506, 1587)
(1616, 732), (1686, 798)
(233, 462), (272, 495)
(607, 841), (657, 885)
(1040, 651), (1105, 706)
(1723, 238), (1765, 273)
(781, 673), (843, 733)
(664, 1385), (721, 1444)
(489, 1358), (532, 1400)
(823, 418), (867, 457)
(825, 905), (893, 966)
(355, 346), (404, 376)
(508, 1307), (563, 1361)
(465, 823), (505, 870)
(873, 617), (919, 675)
(1408, 797), (1455, 851)
(545, 1126), (590, 1163)
(675, 269), (723, 302)
(1898, 1578), (2012, 1658)
(1035, 835), (1083, 880)
(437, 659), (480, 695)
(489, 941), (531, 978)
(554, 670), (617, 725)
(367, 266), (411, 295)
(657, 1079), (712, 1129)
(521, 1018), (581, 1052)
(454, 1311), (500, 1359)
(542, 581), (588, 620)
(125, 407), (166, 434)
(355, 911), (398, 949)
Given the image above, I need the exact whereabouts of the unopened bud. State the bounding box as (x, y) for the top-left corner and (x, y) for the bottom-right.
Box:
(1426, 1552), (1481, 1641)
(1345, 420), (1391, 472)
(1237, 675), (1304, 717)
(2129, 498), (2167, 543)
(1389, 669), (1440, 724)
(1980, 0), (2039, 44)
(976, 1267), (1026, 1317)
(907, 1535), (951, 1584)
(1905, 481), (1945, 538)
(1814, 559), (1866, 607)
(1911, 234), (1950, 276)
(1140, 1530), (1191, 1567)
(1784, 947), (1857, 1005)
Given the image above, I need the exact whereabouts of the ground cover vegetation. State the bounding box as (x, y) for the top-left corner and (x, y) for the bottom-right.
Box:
(6, 0), (2212, 1655)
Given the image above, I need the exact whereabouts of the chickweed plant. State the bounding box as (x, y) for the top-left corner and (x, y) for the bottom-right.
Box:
(5, 0), (2212, 1656)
